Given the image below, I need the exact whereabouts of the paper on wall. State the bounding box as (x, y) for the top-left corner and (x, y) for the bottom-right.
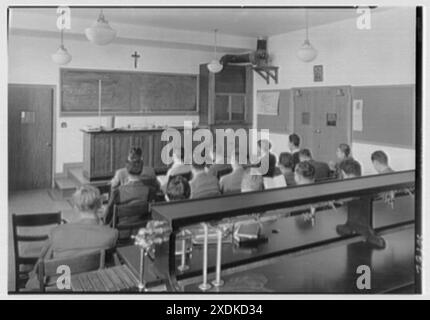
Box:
(257, 91), (280, 115)
(353, 99), (363, 132)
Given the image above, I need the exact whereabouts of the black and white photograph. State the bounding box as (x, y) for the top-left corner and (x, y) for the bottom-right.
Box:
(5, 3), (422, 296)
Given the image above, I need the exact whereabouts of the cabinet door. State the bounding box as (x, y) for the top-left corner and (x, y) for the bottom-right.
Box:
(112, 134), (132, 171)
(91, 134), (114, 178)
(214, 95), (230, 123)
(215, 66), (246, 93)
(131, 133), (153, 167)
(231, 95), (246, 121)
(152, 131), (169, 169)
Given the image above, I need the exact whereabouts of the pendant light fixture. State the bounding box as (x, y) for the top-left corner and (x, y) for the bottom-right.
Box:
(297, 9), (318, 62)
(51, 26), (72, 65)
(85, 9), (117, 45)
(207, 29), (223, 73)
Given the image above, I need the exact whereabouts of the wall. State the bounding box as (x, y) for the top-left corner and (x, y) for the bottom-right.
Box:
(8, 34), (215, 173)
(254, 7), (416, 174)
(9, 8), (417, 174)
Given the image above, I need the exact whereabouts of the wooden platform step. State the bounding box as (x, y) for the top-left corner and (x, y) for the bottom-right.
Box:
(67, 167), (111, 189)
(54, 176), (79, 199)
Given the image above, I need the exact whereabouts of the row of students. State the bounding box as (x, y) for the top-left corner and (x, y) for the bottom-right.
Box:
(26, 142), (396, 289)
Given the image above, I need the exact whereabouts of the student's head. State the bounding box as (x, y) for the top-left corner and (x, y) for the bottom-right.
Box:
(336, 143), (351, 161)
(128, 147), (142, 161)
(288, 133), (300, 151)
(165, 176), (191, 201)
(126, 158), (143, 177)
(257, 139), (271, 154)
(339, 158), (362, 179)
(241, 170), (264, 192)
(298, 149), (312, 162)
(294, 161), (315, 185)
(371, 150), (389, 173)
(72, 185), (102, 216)
(278, 152), (295, 174)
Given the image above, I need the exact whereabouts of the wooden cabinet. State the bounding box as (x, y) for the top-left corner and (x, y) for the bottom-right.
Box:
(199, 64), (253, 128)
(83, 129), (172, 180)
(82, 128), (201, 180)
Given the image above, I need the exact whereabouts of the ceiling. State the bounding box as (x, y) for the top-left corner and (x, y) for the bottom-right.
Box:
(13, 7), (388, 38)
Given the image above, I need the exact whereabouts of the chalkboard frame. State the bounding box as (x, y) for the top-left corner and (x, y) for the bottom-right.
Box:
(59, 68), (199, 117)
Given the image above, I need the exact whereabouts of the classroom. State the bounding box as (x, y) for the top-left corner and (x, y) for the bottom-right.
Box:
(7, 6), (418, 294)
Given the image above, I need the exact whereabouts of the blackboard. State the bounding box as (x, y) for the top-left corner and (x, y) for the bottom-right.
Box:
(352, 85), (415, 148)
(60, 68), (198, 115)
(257, 89), (292, 133)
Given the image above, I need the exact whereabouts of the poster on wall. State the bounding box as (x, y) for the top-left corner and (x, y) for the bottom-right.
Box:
(353, 99), (364, 131)
(257, 91), (280, 116)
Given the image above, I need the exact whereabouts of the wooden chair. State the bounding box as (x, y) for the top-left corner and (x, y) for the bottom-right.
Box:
(112, 200), (151, 246)
(37, 250), (105, 292)
(12, 212), (63, 292)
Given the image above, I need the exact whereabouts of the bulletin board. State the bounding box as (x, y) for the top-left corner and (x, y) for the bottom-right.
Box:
(351, 85), (415, 148)
(257, 89), (292, 133)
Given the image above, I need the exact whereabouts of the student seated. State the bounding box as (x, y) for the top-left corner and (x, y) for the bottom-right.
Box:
(294, 161), (316, 185)
(219, 151), (245, 194)
(165, 175), (191, 201)
(257, 139), (277, 177)
(298, 149), (330, 182)
(104, 156), (156, 225)
(190, 161), (221, 199)
(25, 185), (118, 290)
(339, 158), (362, 179)
(278, 152), (296, 186)
(241, 169), (264, 192)
(288, 133), (301, 170)
(329, 143), (353, 179)
(371, 150), (394, 174)
(111, 147), (159, 191)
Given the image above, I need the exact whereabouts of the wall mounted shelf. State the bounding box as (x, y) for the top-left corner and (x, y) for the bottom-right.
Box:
(253, 66), (279, 84)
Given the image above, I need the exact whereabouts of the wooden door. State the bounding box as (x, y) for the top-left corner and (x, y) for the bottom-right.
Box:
(8, 85), (54, 191)
(316, 87), (351, 163)
(293, 86), (351, 163)
(293, 88), (318, 153)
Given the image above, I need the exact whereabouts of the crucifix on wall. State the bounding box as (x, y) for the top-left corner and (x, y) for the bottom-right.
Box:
(131, 51), (141, 69)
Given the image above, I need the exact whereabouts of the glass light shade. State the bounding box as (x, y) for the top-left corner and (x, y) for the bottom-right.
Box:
(51, 45), (72, 65)
(207, 59), (223, 73)
(296, 39), (318, 62)
(85, 20), (117, 45)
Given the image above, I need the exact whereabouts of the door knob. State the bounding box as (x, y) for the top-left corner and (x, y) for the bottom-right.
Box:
(314, 129), (321, 134)
(46, 142), (52, 147)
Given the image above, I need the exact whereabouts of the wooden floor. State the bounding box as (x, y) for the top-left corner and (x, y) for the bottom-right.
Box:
(8, 189), (74, 292)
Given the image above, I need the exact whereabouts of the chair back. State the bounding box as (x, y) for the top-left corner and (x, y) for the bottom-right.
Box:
(37, 249), (105, 292)
(12, 212), (62, 291)
(113, 201), (150, 244)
